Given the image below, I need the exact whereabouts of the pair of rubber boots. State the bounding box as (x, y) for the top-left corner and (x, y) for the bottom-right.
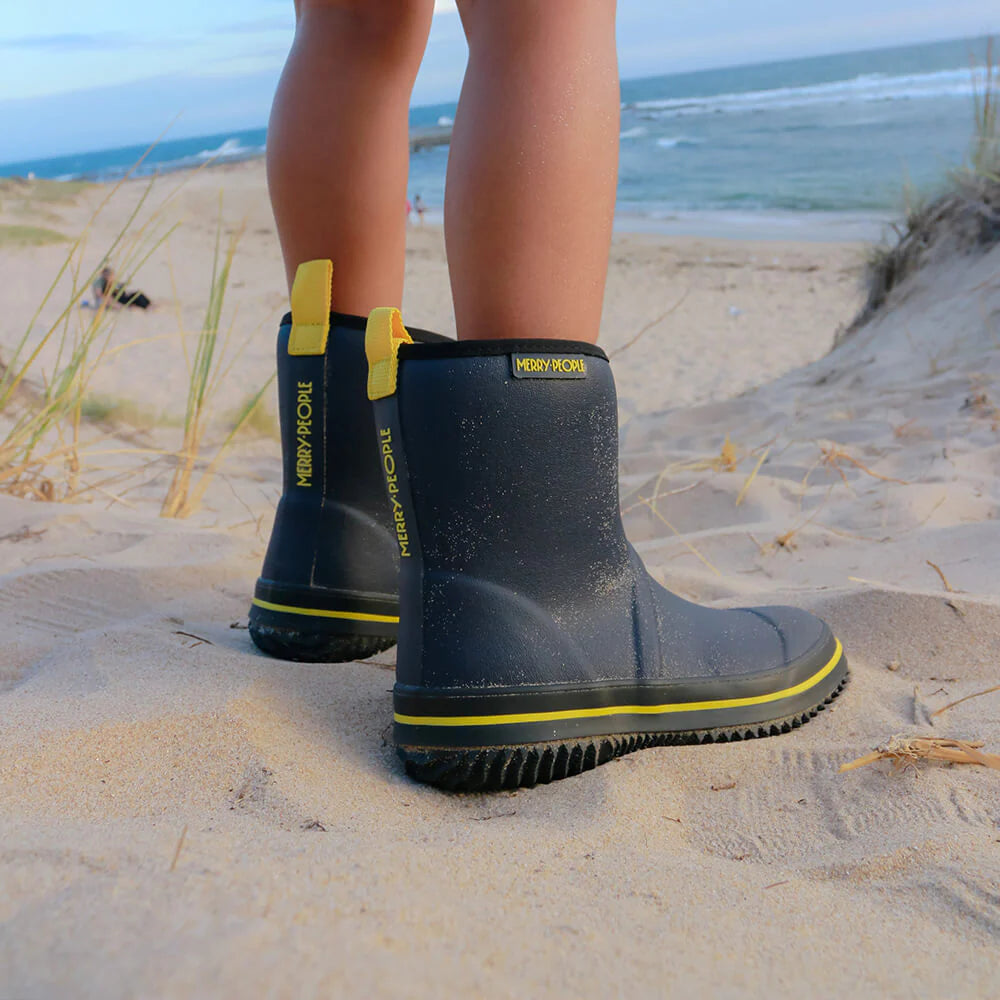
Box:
(250, 260), (848, 792)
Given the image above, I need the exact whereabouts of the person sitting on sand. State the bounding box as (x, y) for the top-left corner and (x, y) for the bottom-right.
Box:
(93, 265), (152, 310)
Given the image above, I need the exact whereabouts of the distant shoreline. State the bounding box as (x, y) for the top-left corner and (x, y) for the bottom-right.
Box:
(612, 209), (887, 243)
(0, 124), (453, 186)
(2, 157), (885, 244)
(404, 203), (884, 243)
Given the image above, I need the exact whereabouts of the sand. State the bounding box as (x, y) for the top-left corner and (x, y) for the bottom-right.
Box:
(1, 162), (998, 998)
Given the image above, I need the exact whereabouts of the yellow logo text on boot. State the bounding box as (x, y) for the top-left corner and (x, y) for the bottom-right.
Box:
(377, 426), (411, 557)
(295, 380), (314, 487)
(511, 354), (587, 379)
(365, 307), (413, 400)
(288, 259), (332, 356)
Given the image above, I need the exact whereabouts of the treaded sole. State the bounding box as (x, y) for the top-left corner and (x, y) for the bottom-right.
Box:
(249, 623), (395, 663)
(399, 673), (848, 792)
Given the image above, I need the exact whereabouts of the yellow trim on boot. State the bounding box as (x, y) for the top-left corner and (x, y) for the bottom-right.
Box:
(288, 259), (333, 355)
(395, 640), (844, 728)
(366, 307), (413, 400)
(252, 597), (399, 624)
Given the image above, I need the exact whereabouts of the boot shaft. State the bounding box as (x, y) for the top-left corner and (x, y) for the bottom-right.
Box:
(275, 311), (385, 508)
(262, 313), (399, 594)
(389, 338), (627, 582)
(249, 261), (454, 661)
(368, 324), (646, 689)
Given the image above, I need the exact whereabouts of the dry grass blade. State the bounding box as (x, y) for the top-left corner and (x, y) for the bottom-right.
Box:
(810, 442), (907, 489)
(718, 434), (738, 472)
(169, 825), (188, 873)
(620, 481), (699, 515)
(925, 559), (955, 592)
(930, 683), (1000, 718)
(160, 198), (269, 518)
(637, 495), (721, 576)
(735, 446), (770, 506)
(839, 736), (1000, 773)
(160, 200), (238, 517)
(608, 286), (690, 360)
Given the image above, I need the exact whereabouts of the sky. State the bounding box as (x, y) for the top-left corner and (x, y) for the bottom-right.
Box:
(1, 0), (997, 162)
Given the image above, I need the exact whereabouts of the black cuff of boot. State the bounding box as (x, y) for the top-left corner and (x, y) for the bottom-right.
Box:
(278, 310), (449, 343)
(398, 338), (608, 361)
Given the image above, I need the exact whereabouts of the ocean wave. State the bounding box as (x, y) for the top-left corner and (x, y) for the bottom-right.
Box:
(194, 137), (254, 161)
(150, 138), (265, 175)
(655, 136), (702, 149)
(619, 126), (647, 139)
(628, 67), (975, 118)
(76, 138), (266, 182)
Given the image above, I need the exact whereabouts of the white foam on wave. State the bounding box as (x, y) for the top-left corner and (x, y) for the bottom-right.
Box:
(619, 126), (647, 139)
(630, 67), (974, 118)
(655, 136), (702, 149)
(195, 137), (255, 161)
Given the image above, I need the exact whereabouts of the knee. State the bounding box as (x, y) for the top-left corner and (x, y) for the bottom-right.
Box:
(296, 0), (433, 63)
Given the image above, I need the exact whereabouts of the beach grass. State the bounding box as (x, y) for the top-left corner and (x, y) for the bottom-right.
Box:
(228, 391), (279, 440)
(160, 200), (274, 518)
(1, 145), (275, 514)
(0, 177), (92, 204)
(0, 144), (201, 502)
(0, 224), (69, 247)
(852, 41), (999, 330)
(80, 393), (165, 432)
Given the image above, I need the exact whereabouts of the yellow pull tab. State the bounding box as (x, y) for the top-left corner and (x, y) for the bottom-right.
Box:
(366, 307), (412, 400)
(288, 259), (332, 355)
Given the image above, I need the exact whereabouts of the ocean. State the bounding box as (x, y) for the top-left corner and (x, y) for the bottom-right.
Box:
(0, 35), (990, 220)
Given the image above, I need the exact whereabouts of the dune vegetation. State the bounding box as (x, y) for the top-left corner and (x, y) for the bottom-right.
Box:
(851, 44), (999, 332)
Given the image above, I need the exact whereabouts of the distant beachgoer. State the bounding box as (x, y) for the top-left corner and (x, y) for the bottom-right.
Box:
(405, 197), (412, 222)
(93, 265), (152, 310)
(413, 193), (426, 225)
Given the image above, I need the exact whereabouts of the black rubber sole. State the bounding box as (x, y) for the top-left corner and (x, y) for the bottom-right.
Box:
(399, 673), (848, 792)
(249, 623), (395, 663)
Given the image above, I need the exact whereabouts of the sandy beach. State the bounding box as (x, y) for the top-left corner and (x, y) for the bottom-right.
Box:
(1, 161), (998, 997)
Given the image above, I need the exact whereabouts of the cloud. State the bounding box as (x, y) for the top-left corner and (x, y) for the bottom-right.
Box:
(0, 69), (283, 162)
(0, 32), (129, 51)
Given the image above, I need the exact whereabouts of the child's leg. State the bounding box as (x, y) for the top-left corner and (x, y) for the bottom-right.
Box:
(445, 0), (619, 344)
(267, 0), (435, 315)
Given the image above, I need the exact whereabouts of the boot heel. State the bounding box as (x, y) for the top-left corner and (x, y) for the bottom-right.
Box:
(249, 624), (394, 664)
(249, 580), (399, 662)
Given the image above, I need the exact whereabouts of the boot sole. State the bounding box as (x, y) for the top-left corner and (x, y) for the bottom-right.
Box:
(249, 624), (395, 663)
(397, 639), (847, 791)
(249, 585), (398, 663)
(400, 672), (848, 792)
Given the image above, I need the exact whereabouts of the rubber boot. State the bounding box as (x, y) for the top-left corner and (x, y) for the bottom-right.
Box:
(364, 309), (849, 790)
(248, 260), (446, 662)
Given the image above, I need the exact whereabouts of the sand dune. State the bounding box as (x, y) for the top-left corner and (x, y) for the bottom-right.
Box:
(1, 167), (998, 997)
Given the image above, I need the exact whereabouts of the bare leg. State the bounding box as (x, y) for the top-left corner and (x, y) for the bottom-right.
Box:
(267, 0), (434, 315)
(445, 0), (619, 344)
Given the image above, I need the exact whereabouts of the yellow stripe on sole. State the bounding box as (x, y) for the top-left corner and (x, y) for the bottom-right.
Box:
(395, 639), (843, 728)
(252, 597), (399, 624)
